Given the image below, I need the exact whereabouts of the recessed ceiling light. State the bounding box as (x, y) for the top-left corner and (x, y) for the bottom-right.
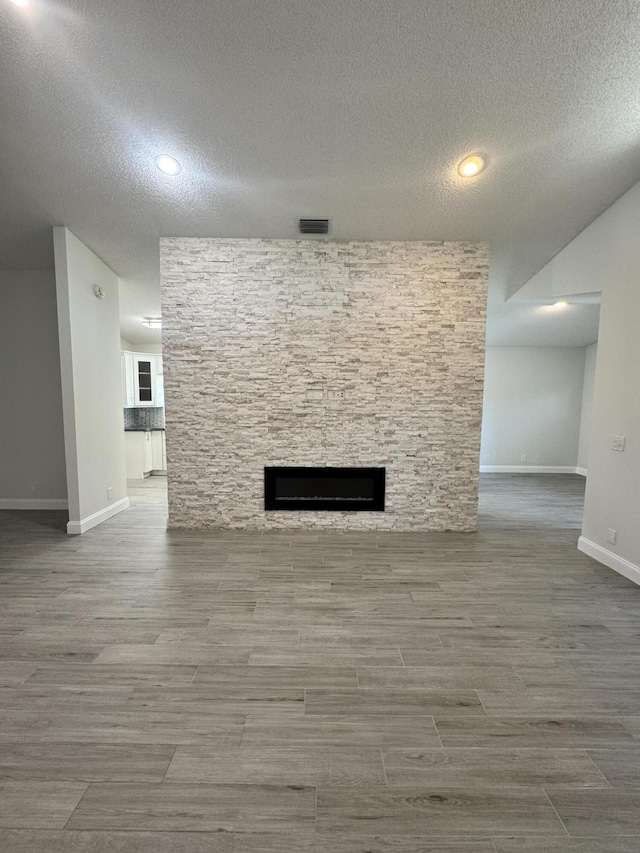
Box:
(142, 317), (162, 329)
(458, 155), (485, 178)
(540, 300), (571, 313)
(154, 154), (181, 176)
(9, 0), (31, 7)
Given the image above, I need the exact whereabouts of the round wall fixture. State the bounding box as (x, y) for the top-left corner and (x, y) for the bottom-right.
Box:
(458, 155), (486, 177)
(93, 284), (105, 299)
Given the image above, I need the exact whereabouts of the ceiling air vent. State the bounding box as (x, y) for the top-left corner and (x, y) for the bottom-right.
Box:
(299, 219), (329, 235)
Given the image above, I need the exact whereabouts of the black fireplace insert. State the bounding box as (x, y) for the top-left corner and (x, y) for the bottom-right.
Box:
(264, 467), (385, 511)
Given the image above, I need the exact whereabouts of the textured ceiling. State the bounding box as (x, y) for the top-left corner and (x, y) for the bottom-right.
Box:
(2, 0), (638, 345)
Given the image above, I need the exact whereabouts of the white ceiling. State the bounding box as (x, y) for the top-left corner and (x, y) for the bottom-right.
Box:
(2, 0), (638, 346)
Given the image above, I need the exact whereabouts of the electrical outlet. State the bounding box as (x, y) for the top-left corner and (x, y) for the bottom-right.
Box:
(520, 454), (527, 462)
(327, 389), (345, 400)
(607, 528), (617, 545)
(107, 487), (113, 500)
(612, 435), (625, 452)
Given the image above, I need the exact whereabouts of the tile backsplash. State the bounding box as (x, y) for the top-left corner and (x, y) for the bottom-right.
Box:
(124, 407), (165, 430)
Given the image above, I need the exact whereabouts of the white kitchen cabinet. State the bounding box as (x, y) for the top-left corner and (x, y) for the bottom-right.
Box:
(125, 432), (147, 479)
(122, 352), (164, 407)
(151, 430), (163, 471)
(125, 430), (166, 480)
(143, 430), (153, 473)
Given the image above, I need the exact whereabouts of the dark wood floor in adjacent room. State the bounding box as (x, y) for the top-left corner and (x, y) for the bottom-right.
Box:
(1, 474), (639, 851)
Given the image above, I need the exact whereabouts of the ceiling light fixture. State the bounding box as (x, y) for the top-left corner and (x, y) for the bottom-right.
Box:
(458, 155), (486, 178)
(9, 0), (30, 7)
(142, 317), (162, 329)
(540, 300), (570, 313)
(154, 154), (182, 176)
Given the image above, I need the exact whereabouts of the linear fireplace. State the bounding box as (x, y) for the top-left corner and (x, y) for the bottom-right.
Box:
(264, 467), (385, 512)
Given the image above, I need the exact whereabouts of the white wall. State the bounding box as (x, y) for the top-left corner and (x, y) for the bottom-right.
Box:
(54, 228), (129, 534)
(0, 271), (67, 508)
(581, 247), (640, 582)
(481, 347), (586, 472)
(120, 337), (162, 355)
(577, 343), (598, 473)
(515, 179), (640, 582)
(131, 343), (162, 355)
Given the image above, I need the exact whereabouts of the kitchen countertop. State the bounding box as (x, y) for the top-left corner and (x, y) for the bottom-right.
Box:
(124, 427), (165, 432)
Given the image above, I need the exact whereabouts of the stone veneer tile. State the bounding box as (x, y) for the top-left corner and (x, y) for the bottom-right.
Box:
(160, 239), (488, 531)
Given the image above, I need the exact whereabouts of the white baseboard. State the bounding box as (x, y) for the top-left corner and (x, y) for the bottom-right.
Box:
(575, 467), (587, 477)
(480, 465), (580, 474)
(67, 497), (130, 535)
(578, 536), (640, 587)
(0, 498), (68, 510)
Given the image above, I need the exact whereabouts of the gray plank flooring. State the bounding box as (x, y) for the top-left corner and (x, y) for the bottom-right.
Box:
(0, 473), (639, 850)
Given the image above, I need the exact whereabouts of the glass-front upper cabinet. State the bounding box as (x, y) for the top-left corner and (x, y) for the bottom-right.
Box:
(136, 359), (153, 403)
(122, 352), (163, 407)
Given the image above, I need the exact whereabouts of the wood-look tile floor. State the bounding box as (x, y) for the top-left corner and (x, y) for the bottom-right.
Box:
(0, 474), (639, 851)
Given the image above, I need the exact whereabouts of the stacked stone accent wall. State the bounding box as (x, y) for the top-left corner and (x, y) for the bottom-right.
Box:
(160, 239), (488, 530)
